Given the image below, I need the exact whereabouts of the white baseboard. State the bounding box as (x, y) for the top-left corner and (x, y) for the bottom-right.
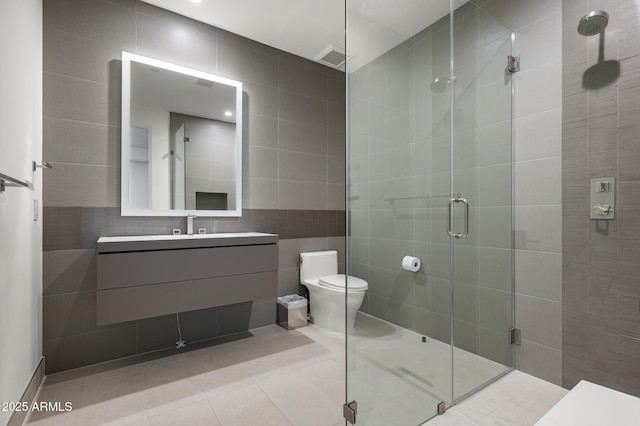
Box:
(8, 357), (45, 426)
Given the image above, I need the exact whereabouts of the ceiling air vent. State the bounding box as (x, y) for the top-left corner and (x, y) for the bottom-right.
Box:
(195, 78), (215, 88)
(314, 44), (346, 68)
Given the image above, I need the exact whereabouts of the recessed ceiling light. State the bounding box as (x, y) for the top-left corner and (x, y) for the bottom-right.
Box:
(224, 111), (234, 117)
(191, 0), (202, 3)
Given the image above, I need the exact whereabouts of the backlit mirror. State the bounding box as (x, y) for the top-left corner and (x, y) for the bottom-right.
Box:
(121, 52), (243, 216)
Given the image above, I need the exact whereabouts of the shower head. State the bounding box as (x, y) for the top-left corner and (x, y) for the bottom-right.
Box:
(578, 10), (609, 36)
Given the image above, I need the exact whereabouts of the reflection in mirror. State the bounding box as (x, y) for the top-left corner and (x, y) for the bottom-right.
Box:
(170, 113), (237, 210)
(121, 52), (243, 217)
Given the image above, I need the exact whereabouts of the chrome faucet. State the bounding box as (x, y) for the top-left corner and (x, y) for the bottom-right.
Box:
(187, 215), (197, 235)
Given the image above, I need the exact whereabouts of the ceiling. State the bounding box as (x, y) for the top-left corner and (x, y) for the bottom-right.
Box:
(142, 0), (345, 68)
(141, 0), (467, 72)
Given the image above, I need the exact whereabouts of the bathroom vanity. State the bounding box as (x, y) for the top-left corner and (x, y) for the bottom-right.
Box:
(96, 232), (278, 325)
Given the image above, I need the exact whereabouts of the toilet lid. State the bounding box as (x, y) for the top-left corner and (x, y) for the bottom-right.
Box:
(319, 274), (368, 291)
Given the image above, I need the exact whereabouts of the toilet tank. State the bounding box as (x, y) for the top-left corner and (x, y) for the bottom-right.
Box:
(300, 251), (338, 284)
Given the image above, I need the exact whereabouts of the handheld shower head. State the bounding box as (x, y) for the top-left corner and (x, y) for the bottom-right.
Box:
(578, 10), (609, 36)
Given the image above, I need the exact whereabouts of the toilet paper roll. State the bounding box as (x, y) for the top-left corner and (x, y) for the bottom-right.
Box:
(402, 255), (421, 272)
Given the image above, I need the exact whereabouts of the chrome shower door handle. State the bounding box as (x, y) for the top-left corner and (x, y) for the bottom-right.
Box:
(447, 198), (454, 237)
(447, 197), (469, 239)
(460, 197), (469, 238)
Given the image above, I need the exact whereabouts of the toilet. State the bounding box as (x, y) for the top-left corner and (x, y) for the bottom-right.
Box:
(299, 250), (368, 333)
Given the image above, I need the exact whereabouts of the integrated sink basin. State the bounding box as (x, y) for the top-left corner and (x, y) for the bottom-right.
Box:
(97, 232), (278, 253)
(147, 232), (263, 239)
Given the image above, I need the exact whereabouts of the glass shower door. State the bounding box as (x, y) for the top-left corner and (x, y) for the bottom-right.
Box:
(346, 1), (454, 424)
(171, 123), (186, 209)
(345, 1), (514, 424)
(450, 4), (514, 401)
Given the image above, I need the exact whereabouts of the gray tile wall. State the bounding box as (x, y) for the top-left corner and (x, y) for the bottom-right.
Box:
(562, 0), (640, 396)
(43, 0), (345, 373)
(348, 3), (515, 367)
(349, 0), (564, 385)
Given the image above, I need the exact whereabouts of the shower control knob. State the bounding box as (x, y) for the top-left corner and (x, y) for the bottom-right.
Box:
(594, 204), (611, 215)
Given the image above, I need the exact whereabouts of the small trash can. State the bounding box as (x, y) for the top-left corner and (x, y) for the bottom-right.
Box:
(277, 295), (308, 330)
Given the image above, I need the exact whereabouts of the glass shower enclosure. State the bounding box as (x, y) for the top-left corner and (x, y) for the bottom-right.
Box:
(346, 1), (514, 424)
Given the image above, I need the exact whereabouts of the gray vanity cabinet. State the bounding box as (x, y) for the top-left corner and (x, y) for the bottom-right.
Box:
(96, 233), (278, 325)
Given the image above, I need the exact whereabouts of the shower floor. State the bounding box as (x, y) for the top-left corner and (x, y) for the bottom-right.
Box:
(348, 312), (509, 425)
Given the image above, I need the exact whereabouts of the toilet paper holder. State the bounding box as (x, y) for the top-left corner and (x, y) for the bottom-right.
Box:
(402, 256), (421, 272)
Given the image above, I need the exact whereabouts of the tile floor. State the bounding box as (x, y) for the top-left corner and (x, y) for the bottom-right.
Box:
(24, 314), (567, 425)
(430, 371), (568, 425)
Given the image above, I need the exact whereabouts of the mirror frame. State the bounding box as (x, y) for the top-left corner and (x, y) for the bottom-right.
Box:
(121, 51), (243, 217)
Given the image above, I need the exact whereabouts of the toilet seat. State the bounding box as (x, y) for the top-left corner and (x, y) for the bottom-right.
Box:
(319, 274), (368, 292)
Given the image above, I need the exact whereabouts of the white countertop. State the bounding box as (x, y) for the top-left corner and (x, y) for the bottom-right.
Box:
(97, 232), (279, 253)
(98, 232), (277, 243)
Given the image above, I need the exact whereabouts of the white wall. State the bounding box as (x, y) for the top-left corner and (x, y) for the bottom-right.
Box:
(132, 103), (170, 209)
(0, 0), (43, 423)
